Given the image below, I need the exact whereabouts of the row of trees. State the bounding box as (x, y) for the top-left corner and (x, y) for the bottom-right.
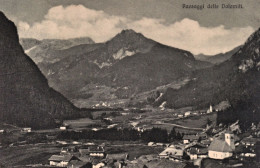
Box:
(57, 127), (184, 143)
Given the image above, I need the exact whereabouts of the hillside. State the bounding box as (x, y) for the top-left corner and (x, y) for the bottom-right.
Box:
(19, 37), (95, 64)
(0, 11), (89, 129)
(21, 29), (212, 108)
(195, 46), (241, 64)
(156, 28), (260, 127)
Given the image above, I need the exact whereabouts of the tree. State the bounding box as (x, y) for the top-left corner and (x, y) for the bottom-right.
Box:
(206, 118), (212, 126)
(169, 127), (177, 141)
(176, 132), (182, 140)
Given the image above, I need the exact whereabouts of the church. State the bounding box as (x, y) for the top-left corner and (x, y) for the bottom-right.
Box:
(208, 131), (235, 159)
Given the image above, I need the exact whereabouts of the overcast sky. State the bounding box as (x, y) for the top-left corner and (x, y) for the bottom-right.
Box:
(0, 0), (259, 55)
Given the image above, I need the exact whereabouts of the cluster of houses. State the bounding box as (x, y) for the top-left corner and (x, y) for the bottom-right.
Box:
(152, 128), (259, 167)
(0, 127), (32, 135)
(48, 144), (129, 168)
(173, 103), (231, 119)
(46, 122), (259, 168)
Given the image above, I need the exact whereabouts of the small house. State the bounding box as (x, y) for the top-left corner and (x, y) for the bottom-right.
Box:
(183, 135), (200, 144)
(159, 146), (184, 159)
(184, 111), (191, 117)
(60, 126), (68, 130)
(187, 147), (208, 160)
(178, 114), (184, 118)
(60, 146), (78, 155)
(21, 127), (31, 133)
(156, 143), (164, 146)
(48, 155), (79, 167)
(148, 142), (156, 146)
(241, 136), (258, 147)
(234, 144), (257, 161)
(89, 146), (105, 157)
(79, 146), (90, 156)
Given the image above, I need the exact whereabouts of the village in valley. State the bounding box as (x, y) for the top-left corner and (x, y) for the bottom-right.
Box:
(0, 1), (260, 168)
(0, 104), (259, 168)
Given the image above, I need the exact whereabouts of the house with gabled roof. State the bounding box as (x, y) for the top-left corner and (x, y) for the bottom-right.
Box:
(48, 154), (79, 167)
(186, 143), (208, 160)
(159, 146), (184, 159)
(241, 136), (258, 147)
(67, 160), (92, 168)
(183, 135), (200, 144)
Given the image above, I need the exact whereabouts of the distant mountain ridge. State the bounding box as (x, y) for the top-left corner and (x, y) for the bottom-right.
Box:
(195, 46), (241, 64)
(21, 29), (212, 108)
(20, 37), (95, 50)
(0, 11), (90, 129)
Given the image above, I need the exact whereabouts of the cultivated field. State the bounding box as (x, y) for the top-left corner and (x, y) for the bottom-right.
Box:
(0, 143), (61, 167)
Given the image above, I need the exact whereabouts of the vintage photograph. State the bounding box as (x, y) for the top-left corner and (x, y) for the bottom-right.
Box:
(0, 0), (259, 167)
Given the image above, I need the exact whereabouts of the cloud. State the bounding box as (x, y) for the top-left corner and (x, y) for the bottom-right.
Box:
(17, 5), (255, 55)
(18, 5), (126, 42)
(128, 18), (254, 55)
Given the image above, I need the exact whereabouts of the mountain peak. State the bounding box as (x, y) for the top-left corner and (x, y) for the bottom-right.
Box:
(120, 29), (139, 35)
(111, 29), (148, 42)
(105, 29), (156, 58)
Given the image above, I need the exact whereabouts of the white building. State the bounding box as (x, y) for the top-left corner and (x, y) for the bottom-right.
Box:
(148, 142), (156, 146)
(208, 131), (235, 159)
(184, 111), (191, 117)
(60, 126), (67, 130)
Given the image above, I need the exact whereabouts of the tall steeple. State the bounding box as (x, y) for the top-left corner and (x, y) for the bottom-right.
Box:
(225, 130), (235, 150)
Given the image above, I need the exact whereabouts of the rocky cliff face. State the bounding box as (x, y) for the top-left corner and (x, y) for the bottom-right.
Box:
(0, 11), (83, 129)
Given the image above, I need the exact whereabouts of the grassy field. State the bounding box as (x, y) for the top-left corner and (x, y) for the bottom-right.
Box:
(105, 143), (164, 160)
(64, 118), (98, 129)
(167, 112), (217, 128)
(0, 143), (61, 167)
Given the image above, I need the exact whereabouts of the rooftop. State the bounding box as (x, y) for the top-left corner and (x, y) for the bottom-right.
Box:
(183, 135), (200, 141)
(159, 147), (184, 157)
(106, 153), (128, 161)
(68, 160), (91, 167)
(146, 159), (186, 168)
(241, 136), (259, 144)
(89, 146), (104, 152)
(48, 155), (77, 162)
